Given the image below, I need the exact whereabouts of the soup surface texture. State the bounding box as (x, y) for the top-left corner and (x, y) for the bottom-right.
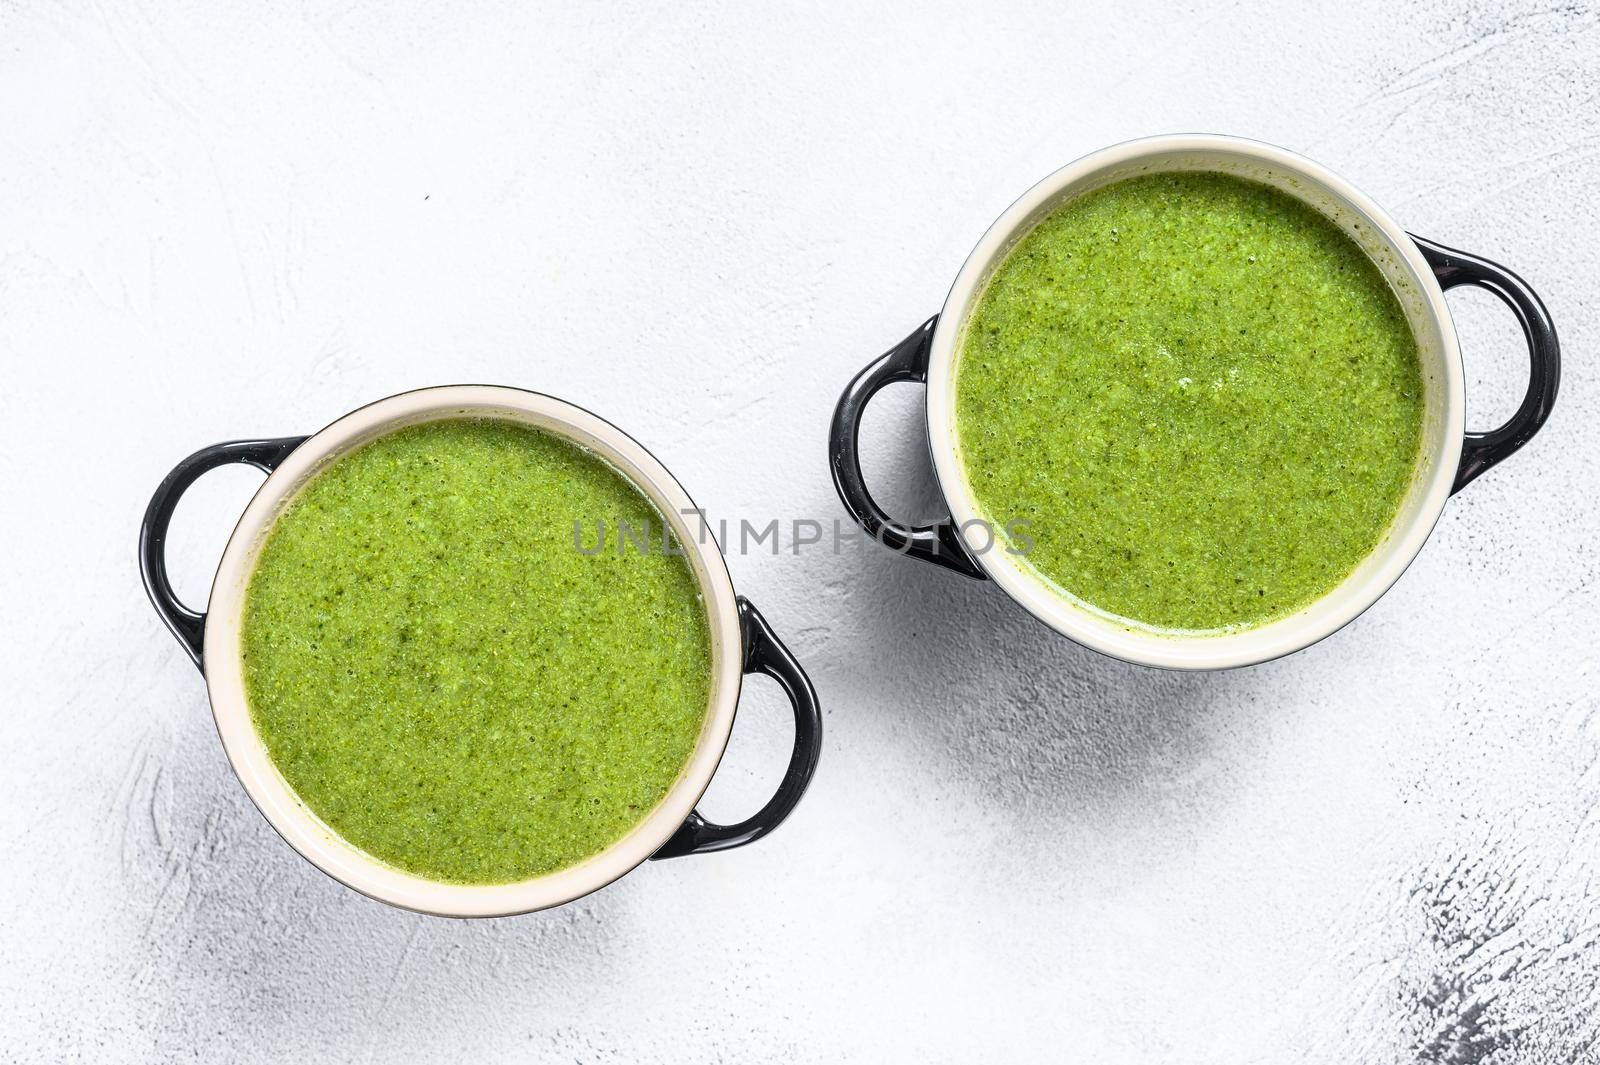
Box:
(954, 171), (1425, 632)
(242, 418), (712, 884)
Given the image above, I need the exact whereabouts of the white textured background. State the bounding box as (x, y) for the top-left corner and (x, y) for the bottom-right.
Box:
(3, 2), (1597, 1061)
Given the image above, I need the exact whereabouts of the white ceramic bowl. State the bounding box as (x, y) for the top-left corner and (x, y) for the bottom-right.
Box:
(141, 385), (821, 916)
(831, 134), (1558, 670)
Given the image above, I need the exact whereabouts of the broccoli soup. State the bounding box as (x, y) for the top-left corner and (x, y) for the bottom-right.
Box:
(954, 171), (1425, 634)
(241, 418), (712, 885)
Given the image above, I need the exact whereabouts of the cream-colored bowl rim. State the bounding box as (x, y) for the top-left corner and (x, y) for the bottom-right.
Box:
(924, 135), (1465, 670)
(202, 385), (745, 916)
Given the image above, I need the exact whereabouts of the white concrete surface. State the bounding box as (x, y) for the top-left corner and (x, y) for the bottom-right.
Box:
(3, 2), (1597, 1061)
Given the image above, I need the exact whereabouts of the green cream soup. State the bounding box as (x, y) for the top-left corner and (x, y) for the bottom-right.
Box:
(241, 418), (712, 885)
(955, 171), (1425, 633)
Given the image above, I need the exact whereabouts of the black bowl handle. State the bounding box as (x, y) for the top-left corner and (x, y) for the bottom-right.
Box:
(139, 437), (307, 672)
(653, 597), (822, 860)
(828, 316), (986, 580)
(1412, 234), (1560, 493)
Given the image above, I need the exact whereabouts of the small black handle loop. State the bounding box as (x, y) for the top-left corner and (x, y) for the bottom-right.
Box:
(828, 316), (986, 580)
(1411, 234), (1560, 493)
(139, 437), (307, 672)
(653, 597), (822, 859)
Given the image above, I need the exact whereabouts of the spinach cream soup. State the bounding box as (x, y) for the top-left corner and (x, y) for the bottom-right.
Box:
(955, 171), (1424, 633)
(241, 418), (712, 885)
